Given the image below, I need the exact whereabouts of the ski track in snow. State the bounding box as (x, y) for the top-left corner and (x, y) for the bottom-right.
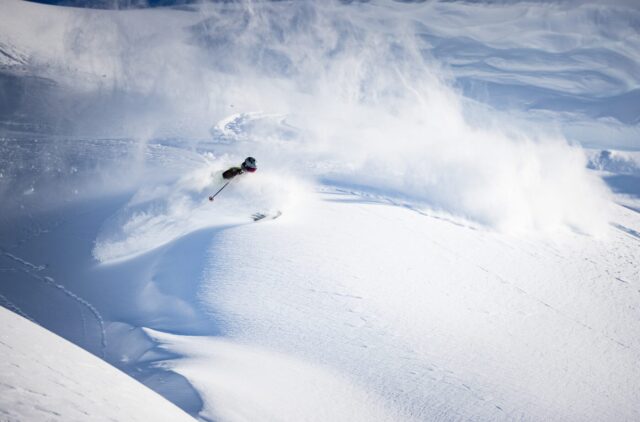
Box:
(0, 248), (107, 358)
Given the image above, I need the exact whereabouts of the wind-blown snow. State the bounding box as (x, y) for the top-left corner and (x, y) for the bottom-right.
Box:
(1, 0), (629, 233)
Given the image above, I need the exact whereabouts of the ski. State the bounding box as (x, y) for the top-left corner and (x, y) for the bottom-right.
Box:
(252, 211), (282, 222)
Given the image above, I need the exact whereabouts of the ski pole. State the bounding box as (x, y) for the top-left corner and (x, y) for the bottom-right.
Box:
(208, 181), (230, 202)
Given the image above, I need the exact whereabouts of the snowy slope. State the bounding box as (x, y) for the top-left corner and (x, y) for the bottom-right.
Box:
(137, 183), (639, 422)
(1, 0), (640, 421)
(2, 132), (636, 421)
(0, 306), (194, 422)
(3, 140), (639, 421)
(83, 149), (639, 420)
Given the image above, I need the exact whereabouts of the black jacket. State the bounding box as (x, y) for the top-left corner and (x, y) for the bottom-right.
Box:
(222, 167), (244, 180)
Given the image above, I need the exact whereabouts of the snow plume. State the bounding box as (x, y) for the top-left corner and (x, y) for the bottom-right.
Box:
(93, 155), (307, 262)
(4, 0), (616, 233)
(188, 1), (613, 234)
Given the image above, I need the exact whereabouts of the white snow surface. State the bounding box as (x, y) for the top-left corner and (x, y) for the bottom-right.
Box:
(91, 155), (639, 421)
(1, 0), (640, 421)
(146, 182), (639, 422)
(0, 306), (194, 422)
(146, 329), (397, 422)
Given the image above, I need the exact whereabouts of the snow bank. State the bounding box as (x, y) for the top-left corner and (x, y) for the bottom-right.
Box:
(146, 329), (396, 422)
(0, 307), (194, 422)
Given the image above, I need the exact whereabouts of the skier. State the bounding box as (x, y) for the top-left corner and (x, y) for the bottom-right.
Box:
(222, 156), (257, 179)
(208, 157), (257, 201)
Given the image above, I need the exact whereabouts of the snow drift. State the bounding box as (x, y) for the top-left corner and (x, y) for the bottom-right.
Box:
(147, 329), (396, 422)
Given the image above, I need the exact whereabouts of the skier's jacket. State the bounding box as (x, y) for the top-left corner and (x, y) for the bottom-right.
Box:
(222, 167), (244, 180)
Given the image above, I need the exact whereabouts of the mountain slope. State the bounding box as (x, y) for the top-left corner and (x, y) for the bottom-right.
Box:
(1, 0), (640, 420)
(182, 187), (639, 421)
(0, 306), (195, 422)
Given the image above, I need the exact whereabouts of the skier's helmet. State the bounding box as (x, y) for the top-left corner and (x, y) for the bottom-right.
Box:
(242, 157), (257, 173)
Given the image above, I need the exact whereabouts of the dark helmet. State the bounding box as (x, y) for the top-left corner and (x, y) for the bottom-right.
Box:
(241, 156), (257, 173)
